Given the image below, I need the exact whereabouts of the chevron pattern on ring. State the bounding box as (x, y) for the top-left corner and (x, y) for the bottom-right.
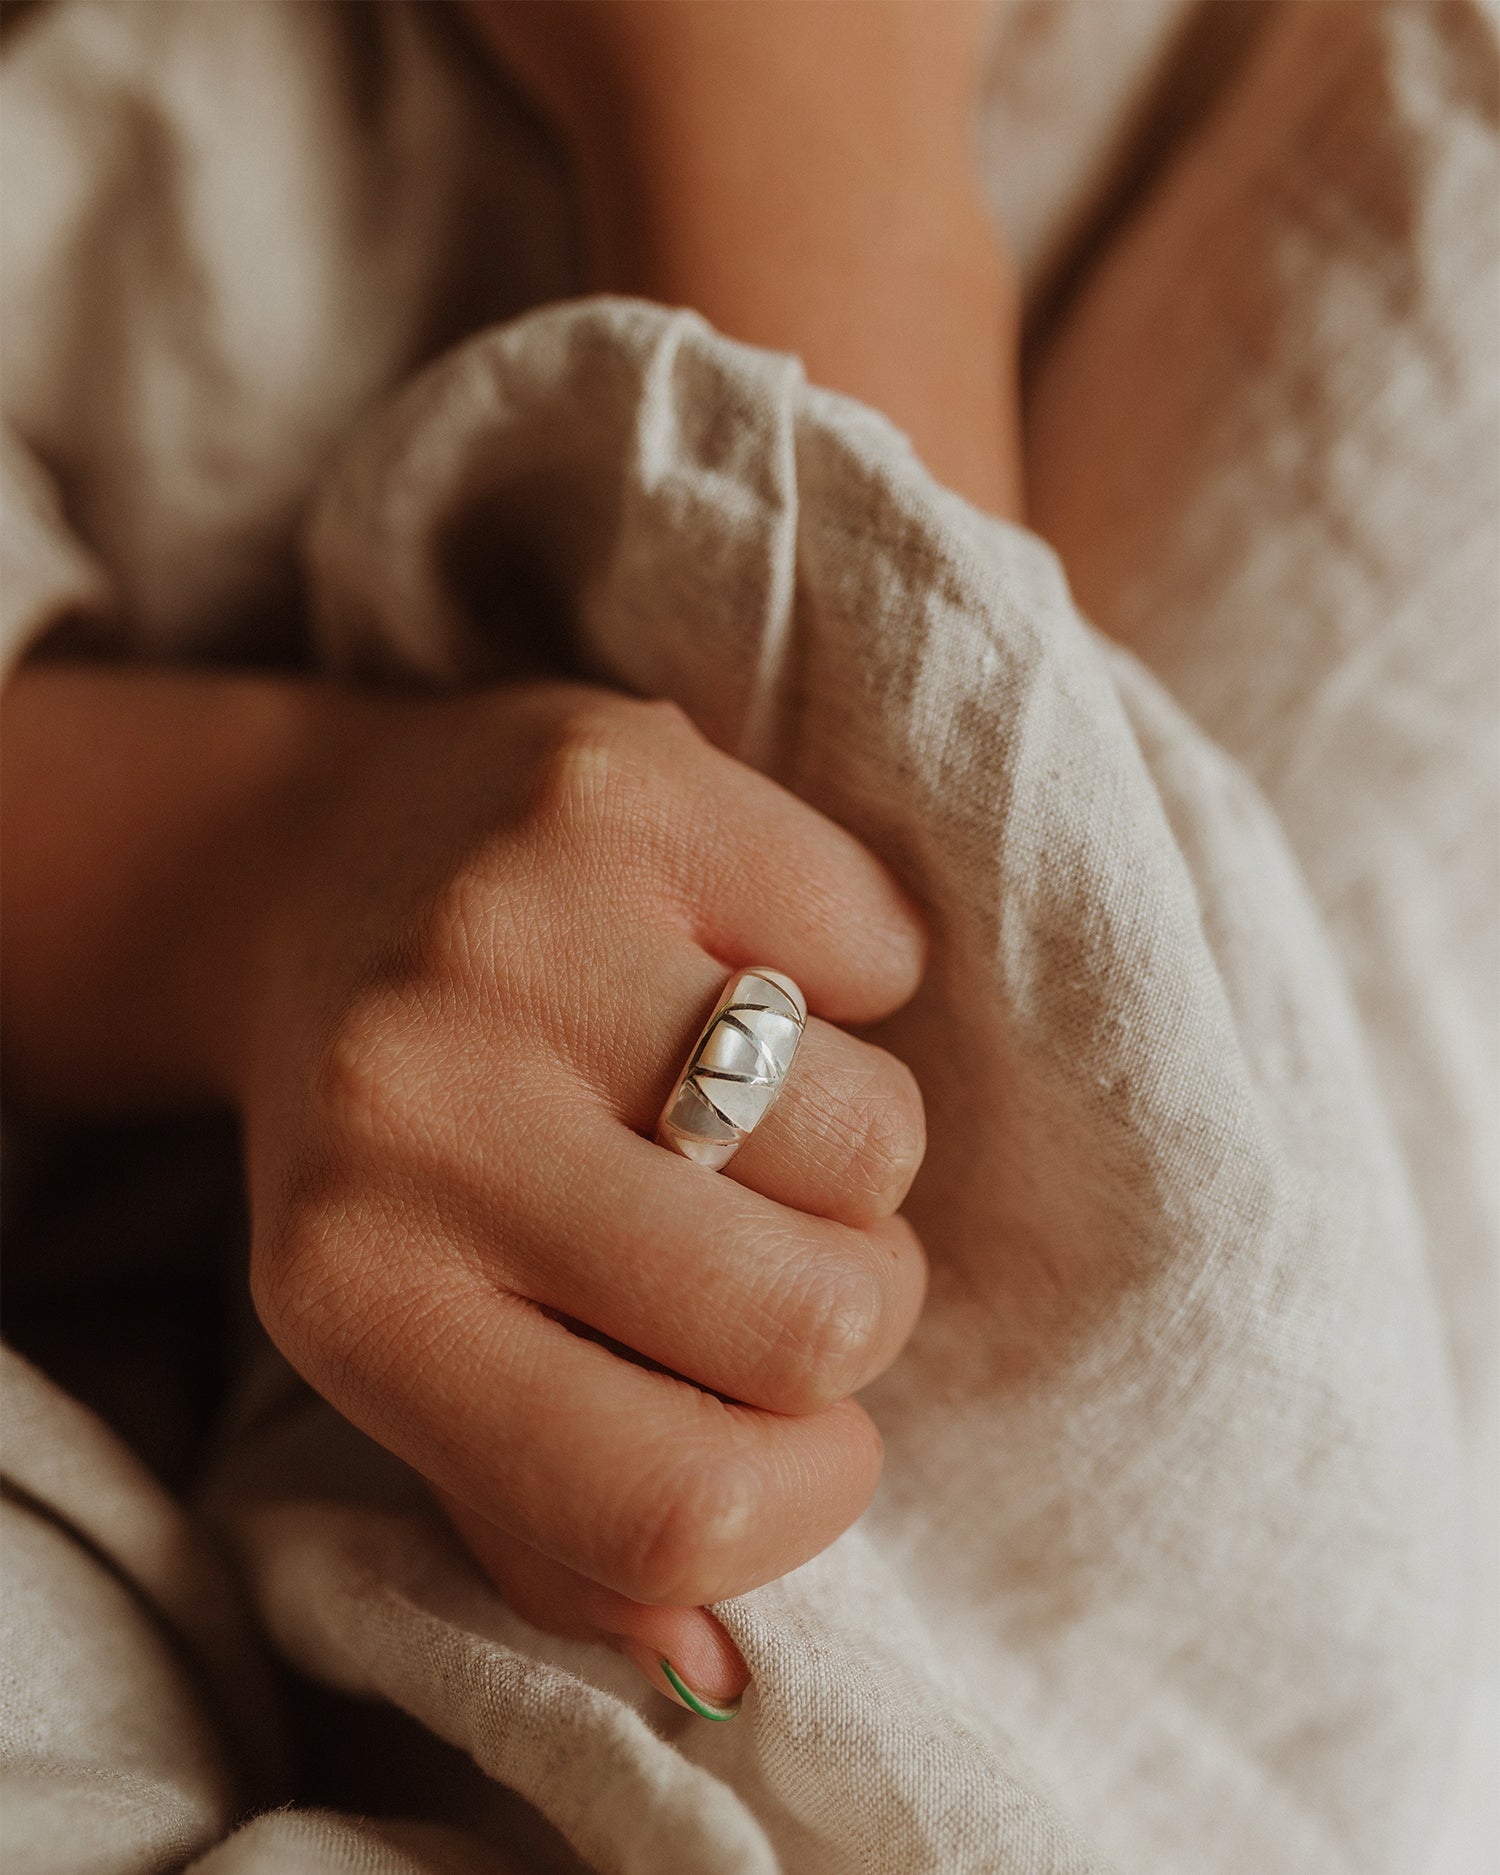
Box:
(665, 972), (805, 1153)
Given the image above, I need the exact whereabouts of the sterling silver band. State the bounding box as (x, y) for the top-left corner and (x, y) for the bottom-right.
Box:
(656, 968), (807, 1170)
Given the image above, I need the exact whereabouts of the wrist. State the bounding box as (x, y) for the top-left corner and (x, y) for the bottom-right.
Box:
(0, 666), (337, 1115)
(174, 678), (341, 1112)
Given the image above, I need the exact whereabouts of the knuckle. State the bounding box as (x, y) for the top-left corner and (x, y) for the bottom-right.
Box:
(633, 695), (697, 741)
(529, 700), (680, 842)
(528, 707), (629, 835)
(613, 1453), (759, 1606)
(801, 1052), (926, 1216)
(249, 1191), (349, 1368)
(252, 1190), (456, 1428)
(851, 1058), (927, 1201)
(418, 860), (501, 992)
(310, 996), (421, 1162)
(523, 700), (710, 926)
(768, 1251), (890, 1410)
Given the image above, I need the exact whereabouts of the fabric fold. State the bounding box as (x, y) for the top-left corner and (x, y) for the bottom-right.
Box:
(260, 295), (1462, 1873)
(2, 2), (1491, 1867)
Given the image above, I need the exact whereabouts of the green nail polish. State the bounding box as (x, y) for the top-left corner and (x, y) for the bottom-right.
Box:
(659, 1656), (742, 1721)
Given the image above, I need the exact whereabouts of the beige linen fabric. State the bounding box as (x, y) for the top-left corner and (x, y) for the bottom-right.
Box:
(1023, 9), (1500, 1864)
(1, 3), (1494, 1872)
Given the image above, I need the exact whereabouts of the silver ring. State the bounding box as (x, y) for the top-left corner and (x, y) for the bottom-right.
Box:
(656, 968), (807, 1170)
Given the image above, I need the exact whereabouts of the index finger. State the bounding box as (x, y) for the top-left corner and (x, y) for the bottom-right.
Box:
(687, 760), (926, 1024)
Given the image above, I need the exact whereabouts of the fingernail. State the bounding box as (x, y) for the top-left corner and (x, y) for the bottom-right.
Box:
(658, 1655), (742, 1721)
(616, 1638), (743, 1720)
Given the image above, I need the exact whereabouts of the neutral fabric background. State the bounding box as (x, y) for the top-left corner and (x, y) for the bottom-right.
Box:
(1, 3), (1494, 1872)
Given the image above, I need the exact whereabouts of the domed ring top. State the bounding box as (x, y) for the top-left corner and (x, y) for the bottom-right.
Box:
(655, 968), (807, 1170)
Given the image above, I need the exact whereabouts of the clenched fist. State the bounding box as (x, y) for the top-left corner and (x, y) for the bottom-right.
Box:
(3, 671), (928, 1712)
(242, 683), (929, 1709)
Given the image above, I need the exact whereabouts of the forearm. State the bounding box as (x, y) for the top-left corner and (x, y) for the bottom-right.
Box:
(4, 8), (1019, 1103)
(464, 0), (1021, 517)
(0, 663), (319, 1112)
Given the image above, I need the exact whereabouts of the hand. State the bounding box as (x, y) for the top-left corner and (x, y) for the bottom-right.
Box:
(240, 682), (929, 1709)
(2, 660), (928, 1713)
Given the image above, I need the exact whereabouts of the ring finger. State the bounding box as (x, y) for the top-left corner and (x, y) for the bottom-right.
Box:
(600, 942), (928, 1229)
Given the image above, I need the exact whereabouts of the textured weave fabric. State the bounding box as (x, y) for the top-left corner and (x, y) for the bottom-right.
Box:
(1, 4), (1494, 1871)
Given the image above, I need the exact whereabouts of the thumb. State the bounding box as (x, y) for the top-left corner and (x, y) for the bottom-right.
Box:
(436, 1489), (750, 1721)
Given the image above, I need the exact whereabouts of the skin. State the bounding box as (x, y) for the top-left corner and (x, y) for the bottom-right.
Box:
(1, 2), (1022, 1715)
(1, 676), (930, 1710)
(463, 0), (1023, 520)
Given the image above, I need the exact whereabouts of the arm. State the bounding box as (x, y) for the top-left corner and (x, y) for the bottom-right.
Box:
(2, 1), (1004, 1717)
(0, 663), (317, 1112)
(463, 0), (1023, 517)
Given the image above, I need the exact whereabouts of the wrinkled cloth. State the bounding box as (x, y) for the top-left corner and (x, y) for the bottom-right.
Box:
(1, 3), (1495, 1873)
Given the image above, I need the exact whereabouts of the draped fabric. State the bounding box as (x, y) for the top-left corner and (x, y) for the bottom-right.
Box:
(2, 4), (1494, 1870)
